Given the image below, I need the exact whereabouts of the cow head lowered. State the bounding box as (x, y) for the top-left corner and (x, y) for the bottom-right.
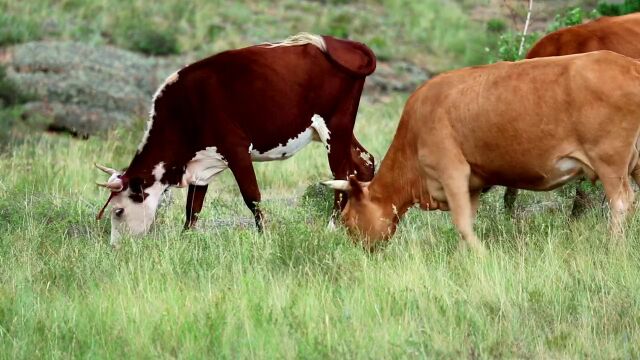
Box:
(95, 163), (167, 247)
(323, 176), (398, 246)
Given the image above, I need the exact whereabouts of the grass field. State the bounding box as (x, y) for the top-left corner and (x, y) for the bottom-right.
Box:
(2, 95), (640, 358)
(2, 0), (640, 358)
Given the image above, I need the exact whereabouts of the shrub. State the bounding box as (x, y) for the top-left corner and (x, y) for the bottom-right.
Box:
(0, 65), (31, 107)
(113, 13), (180, 56)
(491, 32), (540, 62)
(597, 0), (640, 16)
(486, 18), (507, 33)
(548, 7), (585, 32)
(0, 14), (41, 46)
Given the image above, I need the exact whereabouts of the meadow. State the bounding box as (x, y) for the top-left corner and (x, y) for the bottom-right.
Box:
(2, 0), (640, 358)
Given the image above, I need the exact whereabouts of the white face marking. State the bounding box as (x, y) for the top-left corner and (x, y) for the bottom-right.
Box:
(183, 147), (228, 186)
(138, 71), (180, 153)
(109, 180), (168, 247)
(251, 114), (331, 161)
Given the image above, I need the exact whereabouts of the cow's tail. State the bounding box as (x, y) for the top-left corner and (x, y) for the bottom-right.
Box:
(264, 32), (376, 77)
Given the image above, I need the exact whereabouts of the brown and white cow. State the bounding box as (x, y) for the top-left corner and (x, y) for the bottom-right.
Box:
(96, 33), (376, 247)
(504, 12), (640, 213)
(325, 51), (640, 252)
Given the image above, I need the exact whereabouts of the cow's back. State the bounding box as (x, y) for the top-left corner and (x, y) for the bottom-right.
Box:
(167, 44), (368, 151)
(527, 13), (640, 59)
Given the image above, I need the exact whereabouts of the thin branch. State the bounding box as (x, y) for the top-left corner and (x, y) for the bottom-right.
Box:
(518, 0), (534, 57)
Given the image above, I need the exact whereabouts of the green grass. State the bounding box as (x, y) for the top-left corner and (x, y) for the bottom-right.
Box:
(1, 97), (640, 358)
(0, 0), (498, 71)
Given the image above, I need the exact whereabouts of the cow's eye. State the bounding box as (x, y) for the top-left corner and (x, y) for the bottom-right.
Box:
(114, 208), (124, 218)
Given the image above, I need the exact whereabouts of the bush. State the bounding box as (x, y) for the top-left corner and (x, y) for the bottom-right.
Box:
(548, 7), (585, 32)
(597, 0), (640, 16)
(491, 32), (540, 62)
(0, 65), (31, 107)
(486, 18), (507, 33)
(113, 13), (180, 56)
(0, 14), (41, 46)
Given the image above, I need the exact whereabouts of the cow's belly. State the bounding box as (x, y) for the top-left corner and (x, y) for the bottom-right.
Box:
(477, 156), (595, 191)
(250, 114), (330, 162)
(183, 115), (331, 186)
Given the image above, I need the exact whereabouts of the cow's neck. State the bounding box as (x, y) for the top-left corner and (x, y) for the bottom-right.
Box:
(368, 119), (426, 219)
(126, 126), (193, 187)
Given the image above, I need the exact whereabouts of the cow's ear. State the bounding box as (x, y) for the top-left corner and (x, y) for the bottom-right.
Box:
(347, 175), (367, 200)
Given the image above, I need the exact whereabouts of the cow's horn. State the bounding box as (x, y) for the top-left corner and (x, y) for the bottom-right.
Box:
(95, 163), (118, 175)
(96, 181), (124, 192)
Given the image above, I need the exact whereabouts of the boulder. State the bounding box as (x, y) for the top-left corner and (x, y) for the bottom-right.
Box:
(0, 41), (186, 136)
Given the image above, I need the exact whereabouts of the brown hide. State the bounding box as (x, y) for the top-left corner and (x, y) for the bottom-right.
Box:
(99, 35), (376, 235)
(337, 51), (640, 251)
(503, 13), (640, 214)
(526, 13), (640, 59)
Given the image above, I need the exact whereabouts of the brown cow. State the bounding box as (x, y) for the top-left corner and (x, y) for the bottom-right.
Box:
(504, 12), (640, 213)
(95, 33), (376, 247)
(325, 51), (640, 252)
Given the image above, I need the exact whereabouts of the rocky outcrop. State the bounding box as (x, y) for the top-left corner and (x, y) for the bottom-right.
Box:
(0, 41), (185, 136)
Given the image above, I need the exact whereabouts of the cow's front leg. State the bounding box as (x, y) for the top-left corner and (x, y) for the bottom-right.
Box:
(327, 130), (355, 230)
(184, 184), (208, 230)
(227, 148), (264, 232)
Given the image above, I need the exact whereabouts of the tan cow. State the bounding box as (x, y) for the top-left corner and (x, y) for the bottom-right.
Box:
(527, 13), (640, 59)
(505, 12), (640, 213)
(324, 51), (640, 252)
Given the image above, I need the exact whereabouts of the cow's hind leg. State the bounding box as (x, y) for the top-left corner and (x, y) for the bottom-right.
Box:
(503, 187), (518, 214)
(227, 149), (264, 232)
(184, 184), (208, 230)
(598, 171), (634, 236)
(439, 166), (486, 255)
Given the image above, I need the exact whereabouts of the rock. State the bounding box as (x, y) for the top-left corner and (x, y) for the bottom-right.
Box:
(0, 41), (186, 136)
(364, 60), (431, 101)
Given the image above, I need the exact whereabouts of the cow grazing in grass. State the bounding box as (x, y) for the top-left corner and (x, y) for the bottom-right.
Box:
(325, 51), (640, 252)
(504, 12), (640, 213)
(96, 33), (376, 247)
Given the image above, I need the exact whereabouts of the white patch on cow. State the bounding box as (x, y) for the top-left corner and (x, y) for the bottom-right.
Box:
(109, 180), (168, 247)
(138, 71), (180, 153)
(152, 162), (165, 181)
(311, 114), (331, 152)
(183, 147), (229, 186)
(251, 114), (330, 161)
(263, 33), (326, 53)
(248, 143), (253, 154)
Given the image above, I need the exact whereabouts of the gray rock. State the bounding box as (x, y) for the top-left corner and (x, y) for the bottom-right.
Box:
(1, 41), (187, 136)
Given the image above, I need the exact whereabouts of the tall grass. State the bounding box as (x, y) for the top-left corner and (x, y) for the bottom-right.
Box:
(1, 98), (639, 358)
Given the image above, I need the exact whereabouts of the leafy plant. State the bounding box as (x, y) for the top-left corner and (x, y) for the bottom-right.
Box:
(548, 7), (585, 32)
(0, 13), (41, 46)
(597, 0), (640, 16)
(486, 18), (507, 33)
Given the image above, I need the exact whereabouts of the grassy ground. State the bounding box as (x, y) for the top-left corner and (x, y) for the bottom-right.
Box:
(1, 96), (640, 358)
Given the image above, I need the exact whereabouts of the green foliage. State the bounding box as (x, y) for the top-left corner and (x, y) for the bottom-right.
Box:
(0, 13), (41, 46)
(113, 14), (180, 56)
(548, 7), (585, 32)
(486, 18), (507, 33)
(491, 32), (540, 62)
(597, 0), (640, 16)
(0, 65), (31, 107)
